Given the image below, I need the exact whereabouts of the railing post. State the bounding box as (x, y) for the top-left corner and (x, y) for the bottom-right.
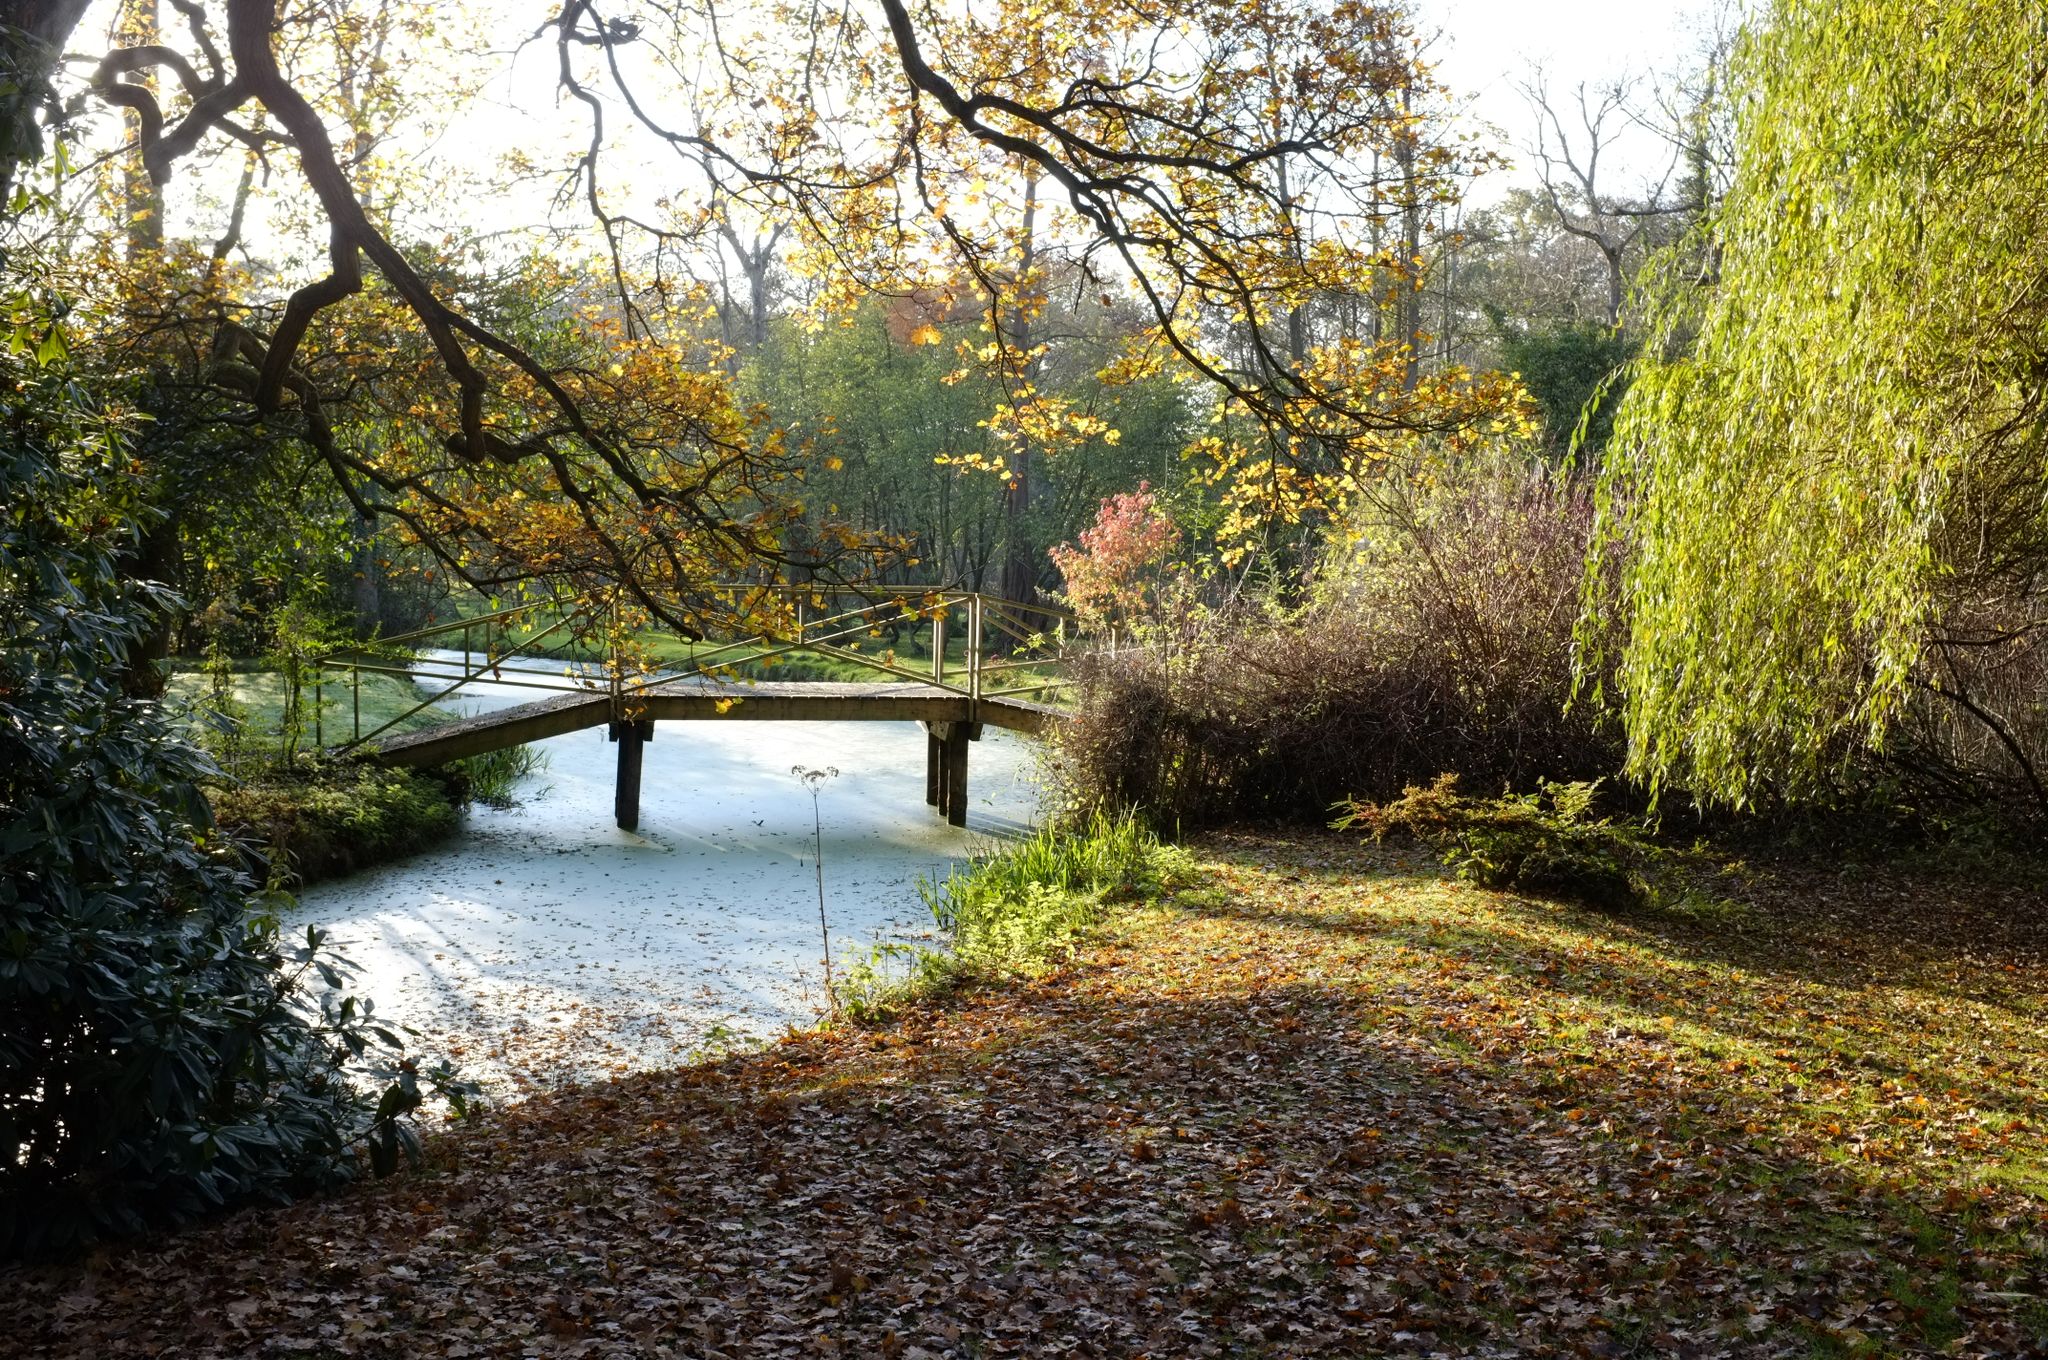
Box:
(314, 666), (323, 750)
(932, 605), (948, 686)
(352, 664), (361, 744)
(967, 594), (984, 706)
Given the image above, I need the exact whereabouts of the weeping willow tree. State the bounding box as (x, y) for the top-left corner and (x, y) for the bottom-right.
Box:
(1589, 0), (2048, 809)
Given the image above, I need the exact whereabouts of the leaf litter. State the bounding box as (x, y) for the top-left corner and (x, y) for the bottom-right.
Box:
(10, 830), (2048, 1357)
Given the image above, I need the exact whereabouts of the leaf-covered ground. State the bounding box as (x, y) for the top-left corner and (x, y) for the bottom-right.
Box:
(12, 831), (2048, 1357)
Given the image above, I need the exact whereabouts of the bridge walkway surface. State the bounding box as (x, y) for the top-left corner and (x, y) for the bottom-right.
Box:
(317, 589), (1074, 829)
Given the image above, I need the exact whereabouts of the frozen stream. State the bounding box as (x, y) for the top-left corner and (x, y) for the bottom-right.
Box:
(290, 653), (1041, 1094)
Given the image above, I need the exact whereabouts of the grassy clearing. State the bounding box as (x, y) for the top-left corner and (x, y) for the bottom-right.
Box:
(165, 667), (450, 753)
(12, 831), (2045, 1355)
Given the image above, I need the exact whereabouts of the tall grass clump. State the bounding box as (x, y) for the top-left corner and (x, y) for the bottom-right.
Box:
(924, 809), (1172, 965)
(1051, 456), (1622, 829)
(448, 743), (547, 809)
(834, 810), (1186, 1021)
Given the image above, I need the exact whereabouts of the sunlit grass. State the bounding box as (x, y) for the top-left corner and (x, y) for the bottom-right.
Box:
(1167, 836), (2048, 1202)
(833, 810), (1188, 1021)
(165, 667), (450, 752)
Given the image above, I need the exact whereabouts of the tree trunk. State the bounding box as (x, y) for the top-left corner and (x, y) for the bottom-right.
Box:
(746, 244), (770, 352)
(1276, 156), (1308, 370)
(1602, 242), (1626, 328)
(350, 516), (382, 637)
(121, 515), (181, 698)
(337, 21), (389, 639)
(1396, 83), (1423, 392)
(0, 0), (94, 206)
(118, 0), (164, 256)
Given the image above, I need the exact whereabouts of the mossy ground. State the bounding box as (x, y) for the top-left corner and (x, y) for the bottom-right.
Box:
(164, 670), (495, 885)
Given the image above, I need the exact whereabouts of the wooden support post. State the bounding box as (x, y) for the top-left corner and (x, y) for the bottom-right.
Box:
(943, 724), (969, 826)
(610, 718), (653, 830)
(925, 726), (943, 806)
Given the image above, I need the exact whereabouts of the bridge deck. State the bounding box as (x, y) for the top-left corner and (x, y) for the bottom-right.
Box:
(365, 678), (1059, 768)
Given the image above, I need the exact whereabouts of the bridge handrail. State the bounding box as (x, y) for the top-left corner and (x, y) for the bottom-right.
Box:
(315, 587), (1082, 752)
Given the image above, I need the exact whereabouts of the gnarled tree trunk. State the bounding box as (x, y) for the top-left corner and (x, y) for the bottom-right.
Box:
(0, 0), (95, 204)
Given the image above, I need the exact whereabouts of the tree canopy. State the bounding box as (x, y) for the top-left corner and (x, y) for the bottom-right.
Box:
(1591, 0), (2048, 807)
(3, 0), (1521, 635)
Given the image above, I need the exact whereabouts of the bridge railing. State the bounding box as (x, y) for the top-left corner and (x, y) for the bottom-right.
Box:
(313, 586), (1080, 754)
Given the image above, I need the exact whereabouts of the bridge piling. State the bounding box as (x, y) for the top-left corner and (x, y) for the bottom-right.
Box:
(923, 720), (982, 826)
(609, 718), (654, 830)
(943, 726), (969, 826)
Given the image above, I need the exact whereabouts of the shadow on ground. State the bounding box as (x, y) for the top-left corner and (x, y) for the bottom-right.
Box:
(10, 831), (2047, 1358)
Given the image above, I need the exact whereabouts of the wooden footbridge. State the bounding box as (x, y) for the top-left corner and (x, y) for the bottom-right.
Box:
(315, 588), (1074, 830)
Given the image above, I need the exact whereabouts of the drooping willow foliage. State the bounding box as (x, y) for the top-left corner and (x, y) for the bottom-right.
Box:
(1589, 0), (2048, 808)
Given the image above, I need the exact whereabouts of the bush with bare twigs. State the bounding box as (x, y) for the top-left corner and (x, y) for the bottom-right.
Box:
(1048, 459), (1621, 829)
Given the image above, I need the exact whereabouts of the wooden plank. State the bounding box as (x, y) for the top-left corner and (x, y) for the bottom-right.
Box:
(366, 691), (610, 767)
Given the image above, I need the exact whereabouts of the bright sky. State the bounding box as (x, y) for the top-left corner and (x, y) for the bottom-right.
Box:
(1419, 0), (1727, 202)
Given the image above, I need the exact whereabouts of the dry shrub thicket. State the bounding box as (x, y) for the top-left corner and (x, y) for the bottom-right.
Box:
(1051, 459), (1622, 829)
(1885, 477), (2048, 814)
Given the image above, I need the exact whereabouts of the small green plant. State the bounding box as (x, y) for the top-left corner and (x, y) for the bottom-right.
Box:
(263, 598), (348, 767)
(1335, 774), (1650, 911)
(688, 1022), (764, 1062)
(195, 600), (251, 777)
(833, 810), (1187, 1021)
(832, 942), (960, 1025)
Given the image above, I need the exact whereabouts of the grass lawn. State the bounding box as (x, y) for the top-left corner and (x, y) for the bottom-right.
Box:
(165, 668), (452, 751)
(12, 831), (2044, 1356)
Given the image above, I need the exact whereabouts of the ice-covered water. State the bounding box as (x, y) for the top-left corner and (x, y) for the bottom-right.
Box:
(289, 654), (1040, 1094)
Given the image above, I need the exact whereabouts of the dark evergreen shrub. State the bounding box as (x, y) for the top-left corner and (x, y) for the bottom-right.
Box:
(0, 367), (459, 1257)
(209, 765), (463, 885)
